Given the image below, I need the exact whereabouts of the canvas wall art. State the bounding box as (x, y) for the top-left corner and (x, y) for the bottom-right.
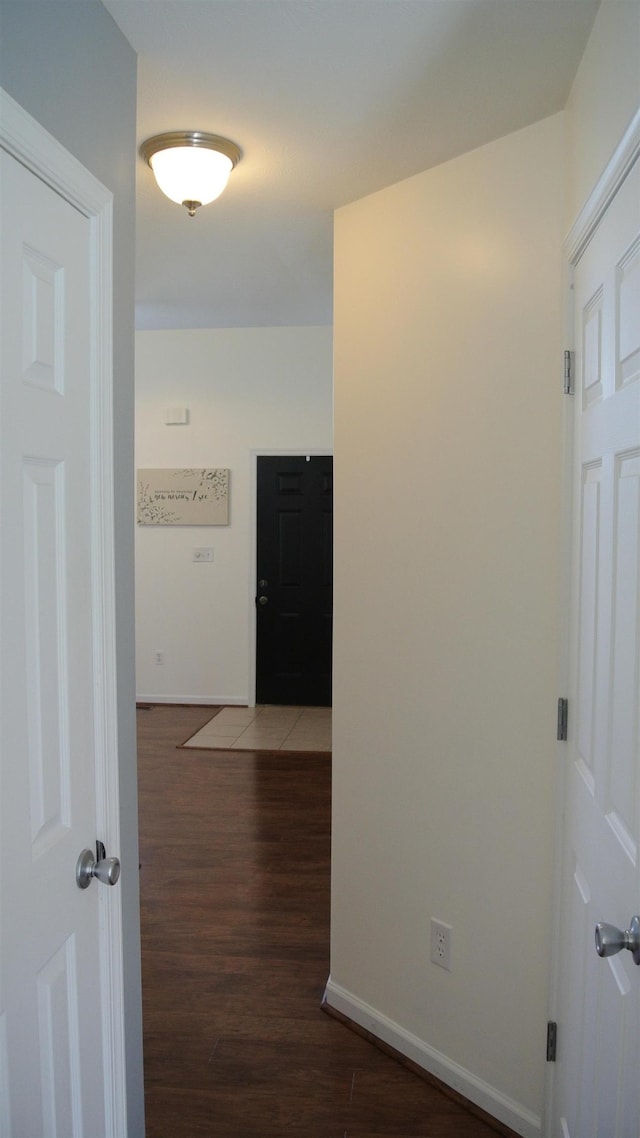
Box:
(137, 468), (230, 525)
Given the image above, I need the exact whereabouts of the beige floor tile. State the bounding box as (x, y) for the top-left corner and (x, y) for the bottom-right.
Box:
(255, 711), (301, 726)
(236, 728), (289, 744)
(181, 706), (332, 751)
(183, 734), (240, 749)
(213, 708), (259, 726)
(196, 721), (252, 737)
(230, 737), (284, 750)
(239, 721), (290, 734)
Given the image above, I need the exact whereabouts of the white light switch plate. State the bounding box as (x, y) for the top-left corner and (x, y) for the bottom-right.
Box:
(193, 547), (213, 562)
(164, 406), (189, 425)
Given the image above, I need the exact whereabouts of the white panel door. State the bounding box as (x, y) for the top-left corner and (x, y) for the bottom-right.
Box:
(552, 157), (640, 1136)
(0, 109), (125, 1137)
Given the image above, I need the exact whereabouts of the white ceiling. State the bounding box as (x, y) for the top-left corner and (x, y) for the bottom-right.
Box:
(103, 0), (599, 330)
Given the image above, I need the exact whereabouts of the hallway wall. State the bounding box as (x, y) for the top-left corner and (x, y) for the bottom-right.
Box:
(135, 325), (333, 704)
(330, 113), (565, 1136)
(330, 4), (640, 1134)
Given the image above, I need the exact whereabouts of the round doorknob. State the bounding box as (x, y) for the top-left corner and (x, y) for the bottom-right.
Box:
(258, 595), (268, 606)
(76, 848), (121, 889)
(93, 856), (121, 886)
(595, 916), (640, 965)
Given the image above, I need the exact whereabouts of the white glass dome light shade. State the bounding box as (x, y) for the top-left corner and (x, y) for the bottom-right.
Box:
(150, 146), (232, 206)
(140, 132), (242, 215)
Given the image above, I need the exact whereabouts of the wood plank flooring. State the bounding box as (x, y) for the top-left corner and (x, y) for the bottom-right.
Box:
(137, 704), (513, 1138)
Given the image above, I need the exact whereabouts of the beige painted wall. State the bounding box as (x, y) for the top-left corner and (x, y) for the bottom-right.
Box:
(135, 326), (333, 703)
(330, 4), (640, 1130)
(330, 114), (566, 1134)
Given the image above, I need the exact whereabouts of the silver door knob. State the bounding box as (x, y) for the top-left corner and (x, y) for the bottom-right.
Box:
(258, 595), (268, 605)
(595, 916), (640, 965)
(76, 847), (121, 889)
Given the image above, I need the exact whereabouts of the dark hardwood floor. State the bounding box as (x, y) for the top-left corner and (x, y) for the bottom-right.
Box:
(137, 704), (512, 1138)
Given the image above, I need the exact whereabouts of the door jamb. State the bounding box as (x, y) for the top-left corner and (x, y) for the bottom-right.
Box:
(545, 106), (640, 1135)
(248, 448), (333, 708)
(0, 89), (127, 1135)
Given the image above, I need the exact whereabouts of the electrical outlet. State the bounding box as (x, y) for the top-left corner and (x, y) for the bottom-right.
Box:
(155, 650), (164, 666)
(193, 547), (213, 562)
(430, 918), (452, 971)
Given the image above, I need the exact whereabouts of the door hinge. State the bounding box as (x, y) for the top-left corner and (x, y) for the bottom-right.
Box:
(557, 698), (568, 741)
(563, 350), (574, 395)
(546, 1021), (557, 1062)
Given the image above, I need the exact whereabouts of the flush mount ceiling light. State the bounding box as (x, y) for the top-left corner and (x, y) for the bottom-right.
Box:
(140, 131), (242, 217)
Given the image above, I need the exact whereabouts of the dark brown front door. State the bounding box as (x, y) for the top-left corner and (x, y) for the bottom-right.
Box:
(256, 455), (332, 706)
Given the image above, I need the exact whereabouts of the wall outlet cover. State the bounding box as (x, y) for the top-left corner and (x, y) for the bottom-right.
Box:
(430, 918), (452, 971)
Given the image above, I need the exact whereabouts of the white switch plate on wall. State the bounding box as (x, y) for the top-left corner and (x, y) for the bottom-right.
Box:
(193, 547), (213, 562)
(164, 406), (189, 425)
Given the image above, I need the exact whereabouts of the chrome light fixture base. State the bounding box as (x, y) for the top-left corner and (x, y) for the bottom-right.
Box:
(139, 131), (242, 168)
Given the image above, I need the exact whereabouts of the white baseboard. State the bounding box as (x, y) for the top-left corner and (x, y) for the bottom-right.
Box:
(323, 978), (541, 1138)
(135, 694), (248, 706)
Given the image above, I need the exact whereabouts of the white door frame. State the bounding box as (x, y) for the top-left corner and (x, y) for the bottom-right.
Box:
(546, 104), (640, 1135)
(248, 448), (333, 707)
(0, 89), (127, 1135)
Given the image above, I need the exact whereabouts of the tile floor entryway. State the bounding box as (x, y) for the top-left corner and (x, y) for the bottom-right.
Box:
(182, 705), (332, 752)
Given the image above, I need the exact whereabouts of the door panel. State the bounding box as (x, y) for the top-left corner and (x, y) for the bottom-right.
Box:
(256, 455), (333, 706)
(1, 126), (123, 1136)
(553, 158), (640, 1137)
